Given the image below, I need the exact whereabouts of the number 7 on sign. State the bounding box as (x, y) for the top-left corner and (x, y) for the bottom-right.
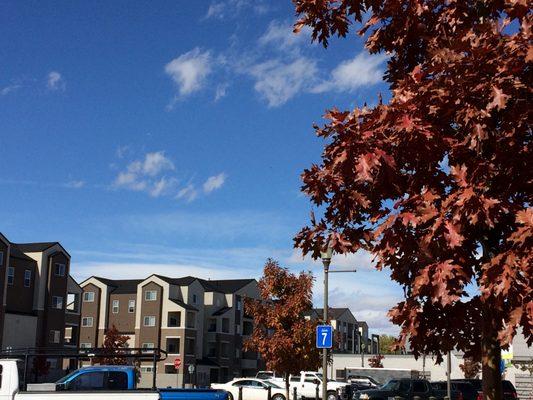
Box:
(316, 325), (332, 349)
(321, 331), (327, 346)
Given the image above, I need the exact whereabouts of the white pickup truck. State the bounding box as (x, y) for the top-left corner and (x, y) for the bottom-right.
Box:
(257, 371), (350, 400)
(0, 359), (226, 400)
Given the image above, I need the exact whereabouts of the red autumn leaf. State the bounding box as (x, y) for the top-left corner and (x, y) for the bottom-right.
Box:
(445, 220), (465, 248)
(487, 86), (509, 111)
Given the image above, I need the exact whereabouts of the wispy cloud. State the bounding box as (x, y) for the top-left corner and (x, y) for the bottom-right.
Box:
(114, 151), (177, 197)
(65, 180), (85, 189)
(312, 52), (386, 93)
(258, 20), (311, 52)
(47, 71), (65, 91)
(203, 173), (227, 193)
(248, 57), (319, 107)
(176, 183), (198, 203)
(215, 83), (229, 101)
(204, 0), (269, 20)
(165, 48), (212, 102)
(1, 83), (21, 96)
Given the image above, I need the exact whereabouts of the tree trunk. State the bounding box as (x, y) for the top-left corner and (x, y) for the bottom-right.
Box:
(481, 320), (502, 400)
(285, 372), (290, 400)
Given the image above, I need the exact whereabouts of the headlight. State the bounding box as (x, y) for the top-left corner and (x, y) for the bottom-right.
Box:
(359, 394), (370, 400)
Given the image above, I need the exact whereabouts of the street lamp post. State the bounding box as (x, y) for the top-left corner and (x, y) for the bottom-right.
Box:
(320, 247), (332, 400)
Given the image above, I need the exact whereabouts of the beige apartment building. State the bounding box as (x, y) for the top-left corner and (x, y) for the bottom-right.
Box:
(79, 274), (262, 387)
(0, 232), (82, 372)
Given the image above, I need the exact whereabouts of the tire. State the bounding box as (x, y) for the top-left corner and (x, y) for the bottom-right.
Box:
(272, 395), (286, 400)
(327, 391), (338, 400)
(227, 392), (234, 400)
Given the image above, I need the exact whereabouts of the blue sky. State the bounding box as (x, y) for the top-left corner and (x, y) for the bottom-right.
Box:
(0, 0), (400, 334)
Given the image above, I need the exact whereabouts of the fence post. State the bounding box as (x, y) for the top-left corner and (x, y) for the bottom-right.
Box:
(316, 383), (320, 400)
(238, 386), (243, 400)
(267, 386), (272, 400)
(293, 386), (297, 400)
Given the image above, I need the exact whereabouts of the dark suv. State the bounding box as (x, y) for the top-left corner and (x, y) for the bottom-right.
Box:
(431, 381), (477, 400)
(451, 379), (518, 400)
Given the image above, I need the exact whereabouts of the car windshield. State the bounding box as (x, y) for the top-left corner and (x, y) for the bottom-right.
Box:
(56, 370), (81, 384)
(381, 380), (400, 390)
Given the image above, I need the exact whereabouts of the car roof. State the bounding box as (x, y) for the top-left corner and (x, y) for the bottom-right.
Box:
(78, 365), (135, 372)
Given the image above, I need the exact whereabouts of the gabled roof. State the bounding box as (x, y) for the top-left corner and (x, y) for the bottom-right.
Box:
(9, 246), (36, 262)
(169, 298), (199, 311)
(153, 275), (198, 286)
(13, 242), (58, 252)
(93, 277), (143, 294)
(212, 306), (232, 316)
(200, 278), (256, 293)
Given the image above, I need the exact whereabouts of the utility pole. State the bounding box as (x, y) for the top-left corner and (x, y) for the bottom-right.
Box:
(447, 351), (452, 400)
(321, 249), (331, 400)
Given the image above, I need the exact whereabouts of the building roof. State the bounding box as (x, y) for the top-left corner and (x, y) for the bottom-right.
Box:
(212, 306), (232, 316)
(93, 277), (143, 294)
(12, 242), (59, 252)
(169, 298), (199, 311)
(153, 275), (198, 286)
(200, 278), (256, 293)
(9, 245), (36, 262)
(312, 308), (352, 320)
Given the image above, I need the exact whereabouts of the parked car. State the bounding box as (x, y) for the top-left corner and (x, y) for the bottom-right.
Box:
(431, 381), (477, 400)
(0, 359), (228, 400)
(451, 379), (518, 400)
(211, 378), (294, 400)
(353, 378), (462, 400)
(347, 375), (381, 391)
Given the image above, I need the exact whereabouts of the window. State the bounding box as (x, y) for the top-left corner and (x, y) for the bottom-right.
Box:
(186, 311), (195, 328)
(80, 343), (91, 349)
(236, 296), (242, 311)
(207, 342), (216, 357)
(112, 300), (119, 313)
(128, 300), (135, 313)
(70, 371), (105, 390)
(0, 251), (3, 266)
(185, 338), (195, 355)
(24, 270), (31, 287)
(142, 343), (154, 349)
(412, 381), (428, 392)
(143, 316), (156, 327)
(222, 318), (230, 333)
(145, 290), (157, 301)
(52, 296), (63, 309)
(107, 371), (128, 390)
(208, 318), (216, 332)
(168, 312), (181, 327)
(192, 294), (197, 304)
(55, 263), (66, 277)
(83, 292), (95, 302)
(236, 324), (241, 334)
(7, 267), (14, 285)
(140, 366), (154, 373)
(166, 338), (180, 354)
(235, 348), (240, 358)
(49, 330), (61, 343)
(220, 342), (229, 358)
(82, 317), (93, 327)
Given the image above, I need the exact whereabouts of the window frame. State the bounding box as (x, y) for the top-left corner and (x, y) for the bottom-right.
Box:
(112, 300), (119, 314)
(24, 269), (31, 287)
(128, 299), (135, 313)
(83, 292), (95, 302)
(82, 317), (94, 327)
(143, 316), (156, 327)
(54, 263), (66, 277)
(0, 251), (3, 266)
(49, 330), (61, 344)
(51, 296), (63, 310)
(80, 343), (92, 349)
(7, 267), (14, 286)
(144, 290), (157, 301)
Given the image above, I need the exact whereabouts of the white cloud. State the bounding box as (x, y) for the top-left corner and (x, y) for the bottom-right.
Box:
(65, 180), (85, 189)
(258, 20), (311, 51)
(1, 83), (21, 96)
(47, 71), (65, 91)
(312, 52), (386, 93)
(215, 83), (228, 101)
(175, 183), (198, 203)
(114, 151), (176, 197)
(165, 48), (212, 98)
(204, 0), (269, 20)
(248, 57), (319, 107)
(203, 173), (227, 193)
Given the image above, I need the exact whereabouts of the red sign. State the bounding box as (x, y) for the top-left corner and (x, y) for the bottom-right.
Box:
(174, 358), (182, 369)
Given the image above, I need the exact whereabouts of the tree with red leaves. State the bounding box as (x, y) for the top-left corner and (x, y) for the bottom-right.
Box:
(94, 325), (130, 365)
(292, 1), (531, 400)
(244, 259), (322, 400)
(368, 354), (385, 368)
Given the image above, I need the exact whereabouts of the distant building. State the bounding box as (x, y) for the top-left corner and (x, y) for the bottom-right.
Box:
(79, 274), (262, 387)
(0, 232), (81, 373)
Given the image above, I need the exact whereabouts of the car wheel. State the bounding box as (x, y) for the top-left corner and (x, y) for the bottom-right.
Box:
(272, 395), (286, 400)
(227, 392), (234, 400)
(327, 391), (337, 400)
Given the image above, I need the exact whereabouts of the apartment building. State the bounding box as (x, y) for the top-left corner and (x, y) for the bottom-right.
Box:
(305, 308), (373, 354)
(79, 274), (261, 387)
(0, 232), (81, 361)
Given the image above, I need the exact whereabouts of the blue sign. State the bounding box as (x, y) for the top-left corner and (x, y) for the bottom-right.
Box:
(316, 325), (333, 349)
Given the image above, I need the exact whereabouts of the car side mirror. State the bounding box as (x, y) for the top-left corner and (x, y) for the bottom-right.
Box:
(314, 379), (320, 385)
